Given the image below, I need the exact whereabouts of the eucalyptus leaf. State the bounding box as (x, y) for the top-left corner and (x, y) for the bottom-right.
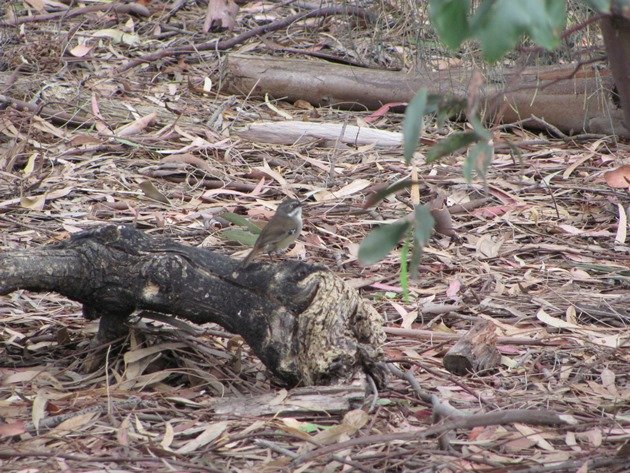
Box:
(358, 220), (410, 265)
(364, 179), (414, 208)
(219, 228), (259, 247)
(414, 204), (436, 248)
(469, 115), (491, 139)
(400, 237), (410, 302)
(408, 205), (435, 276)
(464, 140), (494, 181)
(403, 89), (428, 164)
(471, 0), (565, 62)
(220, 212), (262, 234)
(429, 0), (471, 49)
(426, 131), (481, 162)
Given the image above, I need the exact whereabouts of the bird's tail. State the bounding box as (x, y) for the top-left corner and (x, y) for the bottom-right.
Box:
(237, 248), (256, 270)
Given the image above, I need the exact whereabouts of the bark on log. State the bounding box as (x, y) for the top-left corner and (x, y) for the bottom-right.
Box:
(442, 321), (501, 376)
(224, 54), (628, 138)
(0, 225), (386, 387)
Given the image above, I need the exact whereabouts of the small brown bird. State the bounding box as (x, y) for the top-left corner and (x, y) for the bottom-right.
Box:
(239, 198), (303, 268)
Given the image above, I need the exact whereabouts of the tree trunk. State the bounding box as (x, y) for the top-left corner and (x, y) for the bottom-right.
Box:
(600, 14), (630, 132)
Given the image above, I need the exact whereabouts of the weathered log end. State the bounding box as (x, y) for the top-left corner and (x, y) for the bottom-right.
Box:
(294, 271), (386, 387)
(442, 321), (501, 376)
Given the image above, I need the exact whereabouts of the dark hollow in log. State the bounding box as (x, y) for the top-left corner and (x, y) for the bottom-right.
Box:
(0, 225), (386, 387)
(442, 321), (501, 376)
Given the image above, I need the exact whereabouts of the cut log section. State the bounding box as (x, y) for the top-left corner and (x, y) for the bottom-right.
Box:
(0, 225), (386, 387)
(442, 321), (501, 376)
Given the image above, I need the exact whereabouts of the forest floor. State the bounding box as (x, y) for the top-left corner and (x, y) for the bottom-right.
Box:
(0, 2), (629, 472)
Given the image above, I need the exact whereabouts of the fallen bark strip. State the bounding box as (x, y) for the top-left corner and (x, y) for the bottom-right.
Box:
(0, 225), (386, 387)
(0, 451), (205, 471)
(212, 385), (366, 417)
(236, 121), (405, 148)
(384, 327), (565, 346)
(513, 457), (630, 473)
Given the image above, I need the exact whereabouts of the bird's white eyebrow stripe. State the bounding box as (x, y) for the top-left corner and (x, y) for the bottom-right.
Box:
(286, 207), (302, 218)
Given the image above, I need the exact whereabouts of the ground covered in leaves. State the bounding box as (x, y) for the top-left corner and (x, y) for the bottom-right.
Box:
(0, 2), (629, 472)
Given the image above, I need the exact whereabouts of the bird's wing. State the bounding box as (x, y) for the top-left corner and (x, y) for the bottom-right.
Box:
(260, 219), (296, 241)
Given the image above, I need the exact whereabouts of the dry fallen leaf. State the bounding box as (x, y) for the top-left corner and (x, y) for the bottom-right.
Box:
(20, 194), (47, 211)
(139, 180), (171, 204)
(69, 44), (93, 58)
(204, 0), (239, 32)
(31, 391), (48, 432)
(0, 421), (27, 438)
(604, 165), (630, 188)
(50, 412), (99, 435)
(429, 194), (458, 238)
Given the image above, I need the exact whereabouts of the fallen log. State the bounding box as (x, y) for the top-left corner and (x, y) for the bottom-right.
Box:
(224, 54), (628, 138)
(0, 225), (386, 387)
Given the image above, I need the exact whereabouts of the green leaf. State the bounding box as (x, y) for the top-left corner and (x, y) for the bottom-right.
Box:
(464, 140), (494, 181)
(469, 115), (491, 139)
(434, 97), (468, 127)
(364, 179), (414, 208)
(526, 0), (566, 50)
(403, 89), (428, 164)
(358, 220), (411, 265)
(413, 205), (436, 248)
(470, 0), (565, 62)
(429, 0), (471, 49)
(409, 205), (435, 274)
(218, 228), (259, 247)
(220, 211), (262, 234)
(400, 237), (410, 303)
(299, 422), (326, 433)
(585, 0), (611, 12)
(426, 131), (481, 162)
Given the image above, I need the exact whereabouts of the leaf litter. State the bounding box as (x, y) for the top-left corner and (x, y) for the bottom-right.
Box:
(0, 1), (629, 472)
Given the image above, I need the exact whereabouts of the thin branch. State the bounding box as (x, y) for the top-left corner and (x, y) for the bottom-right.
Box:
(384, 327), (566, 346)
(0, 3), (150, 26)
(292, 408), (572, 465)
(118, 6), (373, 72)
